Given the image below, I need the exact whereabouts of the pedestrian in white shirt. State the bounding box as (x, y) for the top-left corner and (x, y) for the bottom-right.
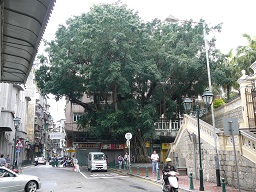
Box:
(124, 152), (129, 168)
(151, 150), (159, 175)
(0, 154), (6, 167)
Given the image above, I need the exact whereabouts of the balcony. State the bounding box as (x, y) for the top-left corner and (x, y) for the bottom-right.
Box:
(34, 117), (43, 127)
(155, 119), (181, 137)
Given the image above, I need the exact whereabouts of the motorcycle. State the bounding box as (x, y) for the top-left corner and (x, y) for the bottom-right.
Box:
(6, 165), (19, 173)
(161, 171), (179, 192)
(60, 159), (73, 167)
(12, 168), (19, 173)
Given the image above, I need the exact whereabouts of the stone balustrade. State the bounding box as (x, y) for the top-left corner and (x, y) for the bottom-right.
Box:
(184, 114), (256, 164)
(240, 130), (256, 163)
(185, 114), (221, 148)
(168, 114), (256, 190)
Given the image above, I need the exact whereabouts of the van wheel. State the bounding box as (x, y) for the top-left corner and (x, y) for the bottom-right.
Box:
(105, 170), (107, 172)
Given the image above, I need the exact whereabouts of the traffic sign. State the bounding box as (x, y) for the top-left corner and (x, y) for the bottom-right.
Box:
(125, 133), (132, 168)
(222, 118), (239, 136)
(125, 132), (132, 140)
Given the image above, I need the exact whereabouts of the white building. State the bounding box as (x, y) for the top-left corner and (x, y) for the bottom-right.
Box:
(0, 83), (30, 165)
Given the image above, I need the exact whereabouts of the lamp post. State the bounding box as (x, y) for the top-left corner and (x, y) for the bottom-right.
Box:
(166, 15), (221, 186)
(183, 90), (213, 191)
(13, 117), (20, 169)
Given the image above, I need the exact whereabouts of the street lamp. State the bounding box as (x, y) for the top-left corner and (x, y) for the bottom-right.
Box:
(13, 117), (20, 169)
(183, 90), (213, 191)
(166, 15), (221, 186)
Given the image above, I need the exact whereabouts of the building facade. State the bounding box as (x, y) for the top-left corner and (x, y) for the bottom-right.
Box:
(0, 83), (30, 166)
(25, 65), (52, 161)
(47, 119), (66, 158)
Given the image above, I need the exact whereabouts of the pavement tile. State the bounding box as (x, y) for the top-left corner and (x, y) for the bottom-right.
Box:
(110, 163), (248, 192)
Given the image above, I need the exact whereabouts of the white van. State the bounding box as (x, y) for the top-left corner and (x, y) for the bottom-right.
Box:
(88, 152), (107, 172)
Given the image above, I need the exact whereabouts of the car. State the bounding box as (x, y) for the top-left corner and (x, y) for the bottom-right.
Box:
(0, 166), (41, 192)
(37, 157), (46, 165)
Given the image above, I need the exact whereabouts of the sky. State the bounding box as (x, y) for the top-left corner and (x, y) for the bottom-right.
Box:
(39, 0), (256, 122)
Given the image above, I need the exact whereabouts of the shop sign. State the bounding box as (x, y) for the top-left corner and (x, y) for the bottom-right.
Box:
(152, 144), (160, 149)
(67, 149), (77, 152)
(49, 133), (65, 140)
(145, 141), (150, 148)
(162, 143), (170, 150)
(79, 143), (100, 148)
(101, 144), (125, 150)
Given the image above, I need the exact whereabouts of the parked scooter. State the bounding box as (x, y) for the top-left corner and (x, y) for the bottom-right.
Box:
(161, 171), (179, 192)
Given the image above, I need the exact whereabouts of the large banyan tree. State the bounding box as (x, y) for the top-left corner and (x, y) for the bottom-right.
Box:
(35, 2), (222, 162)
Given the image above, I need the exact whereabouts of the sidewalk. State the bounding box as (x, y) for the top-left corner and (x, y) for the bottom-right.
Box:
(110, 163), (246, 192)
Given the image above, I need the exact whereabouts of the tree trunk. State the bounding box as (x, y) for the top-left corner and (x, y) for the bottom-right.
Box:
(112, 83), (118, 111)
(132, 131), (149, 163)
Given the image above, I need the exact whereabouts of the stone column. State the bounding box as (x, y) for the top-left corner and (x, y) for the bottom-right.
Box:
(237, 70), (252, 128)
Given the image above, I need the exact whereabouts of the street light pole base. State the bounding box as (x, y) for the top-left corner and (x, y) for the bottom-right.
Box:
(216, 169), (221, 186)
(199, 168), (204, 191)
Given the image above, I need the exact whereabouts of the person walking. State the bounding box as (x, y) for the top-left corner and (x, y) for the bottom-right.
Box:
(117, 154), (123, 169)
(5, 155), (11, 168)
(151, 150), (159, 175)
(34, 156), (38, 166)
(124, 152), (129, 168)
(0, 154), (6, 167)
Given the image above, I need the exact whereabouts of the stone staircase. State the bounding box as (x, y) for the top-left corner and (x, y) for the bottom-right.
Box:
(168, 114), (256, 191)
(176, 114), (256, 164)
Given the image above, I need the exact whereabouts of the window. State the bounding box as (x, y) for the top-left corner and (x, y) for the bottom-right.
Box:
(73, 113), (82, 122)
(94, 154), (105, 160)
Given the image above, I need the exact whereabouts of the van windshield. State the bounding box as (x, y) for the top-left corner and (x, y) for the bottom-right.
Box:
(94, 154), (105, 160)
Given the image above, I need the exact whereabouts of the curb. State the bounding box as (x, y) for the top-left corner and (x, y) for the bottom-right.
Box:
(109, 168), (190, 192)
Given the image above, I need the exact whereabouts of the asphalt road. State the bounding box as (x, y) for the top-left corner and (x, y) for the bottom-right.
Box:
(22, 164), (162, 192)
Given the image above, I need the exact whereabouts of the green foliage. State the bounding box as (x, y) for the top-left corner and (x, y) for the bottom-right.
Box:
(211, 34), (256, 100)
(211, 50), (238, 100)
(234, 34), (256, 75)
(213, 98), (225, 109)
(35, 2), (223, 158)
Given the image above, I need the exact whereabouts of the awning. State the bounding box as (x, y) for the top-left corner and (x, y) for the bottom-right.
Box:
(1, 0), (56, 84)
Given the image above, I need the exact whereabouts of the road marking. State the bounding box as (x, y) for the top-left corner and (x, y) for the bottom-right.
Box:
(79, 171), (129, 179)
(90, 173), (119, 177)
(87, 175), (129, 179)
(79, 171), (88, 178)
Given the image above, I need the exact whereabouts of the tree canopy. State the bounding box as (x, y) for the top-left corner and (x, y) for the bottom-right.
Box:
(35, 2), (223, 161)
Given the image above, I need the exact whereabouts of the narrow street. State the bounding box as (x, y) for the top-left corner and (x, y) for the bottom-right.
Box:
(22, 164), (161, 192)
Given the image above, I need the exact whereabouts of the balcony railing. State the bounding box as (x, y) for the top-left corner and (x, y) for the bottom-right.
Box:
(155, 120), (180, 130)
(155, 120), (181, 137)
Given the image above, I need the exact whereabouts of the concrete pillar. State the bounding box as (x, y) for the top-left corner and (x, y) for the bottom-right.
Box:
(237, 70), (252, 128)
